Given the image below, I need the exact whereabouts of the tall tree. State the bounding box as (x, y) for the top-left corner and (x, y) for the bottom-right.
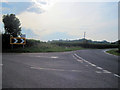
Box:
(2, 14), (21, 37)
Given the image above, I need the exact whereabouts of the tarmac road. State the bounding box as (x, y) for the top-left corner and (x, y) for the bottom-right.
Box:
(2, 49), (119, 88)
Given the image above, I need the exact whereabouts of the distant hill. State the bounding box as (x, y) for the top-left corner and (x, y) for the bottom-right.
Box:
(49, 38), (112, 44)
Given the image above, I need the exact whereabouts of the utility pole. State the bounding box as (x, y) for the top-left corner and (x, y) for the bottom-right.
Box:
(83, 32), (87, 44)
(84, 32), (86, 39)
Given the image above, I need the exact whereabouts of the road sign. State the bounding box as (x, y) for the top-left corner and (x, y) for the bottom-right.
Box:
(10, 37), (26, 45)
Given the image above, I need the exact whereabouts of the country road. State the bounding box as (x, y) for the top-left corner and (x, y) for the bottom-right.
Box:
(2, 49), (119, 88)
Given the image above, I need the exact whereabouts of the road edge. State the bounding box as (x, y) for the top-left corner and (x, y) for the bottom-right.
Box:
(103, 49), (118, 57)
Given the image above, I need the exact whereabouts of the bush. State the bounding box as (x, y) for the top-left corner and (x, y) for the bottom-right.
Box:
(51, 42), (118, 49)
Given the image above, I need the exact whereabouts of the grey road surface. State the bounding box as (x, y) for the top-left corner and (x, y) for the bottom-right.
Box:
(2, 49), (119, 88)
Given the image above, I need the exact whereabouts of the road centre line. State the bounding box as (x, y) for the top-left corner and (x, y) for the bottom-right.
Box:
(72, 55), (83, 63)
(90, 64), (96, 67)
(73, 53), (120, 78)
(102, 70), (111, 73)
(114, 74), (120, 78)
(74, 54), (97, 67)
(96, 67), (103, 70)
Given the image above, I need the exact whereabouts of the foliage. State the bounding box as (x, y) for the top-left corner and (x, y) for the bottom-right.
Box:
(50, 42), (118, 49)
(50, 39), (110, 44)
(2, 14), (21, 37)
(25, 39), (41, 47)
(3, 43), (84, 53)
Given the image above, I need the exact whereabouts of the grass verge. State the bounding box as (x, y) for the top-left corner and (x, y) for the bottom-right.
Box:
(3, 43), (84, 53)
(106, 49), (120, 56)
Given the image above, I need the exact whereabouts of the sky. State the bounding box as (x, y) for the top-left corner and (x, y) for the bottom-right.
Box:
(0, 0), (119, 42)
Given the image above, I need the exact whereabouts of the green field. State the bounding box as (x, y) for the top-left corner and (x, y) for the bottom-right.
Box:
(3, 43), (84, 53)
(106, 49), (120, 56)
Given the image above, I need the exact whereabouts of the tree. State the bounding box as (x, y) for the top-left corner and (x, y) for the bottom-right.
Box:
(2, 14), (21, 37)
(118, 40), (120, 53)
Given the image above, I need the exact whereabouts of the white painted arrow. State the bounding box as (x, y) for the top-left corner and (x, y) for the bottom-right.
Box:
(21, 39), (24, 43)
(14, 38), (18, 43)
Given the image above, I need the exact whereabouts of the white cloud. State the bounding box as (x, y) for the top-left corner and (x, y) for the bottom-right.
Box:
(1, 7), (10, 11)
(27, 0), (56, 13)
(17, 2), (118, 41)
(0, 14), (3, 33)
(1, 0), (119, 2)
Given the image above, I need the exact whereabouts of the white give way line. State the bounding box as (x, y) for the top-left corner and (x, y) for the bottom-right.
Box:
(30, 67), (83, 72)
(31, 55), (59, 59)
(72, 53), (120, 78)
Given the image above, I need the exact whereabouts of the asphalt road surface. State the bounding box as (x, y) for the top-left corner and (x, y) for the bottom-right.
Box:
(2, 49), (119, 88)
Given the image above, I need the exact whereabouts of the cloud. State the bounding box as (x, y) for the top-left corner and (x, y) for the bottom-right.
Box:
(17, 2), (117, 41)
(0, 14), (3, 33)
(1, 7), (10, 11)
(26, 0), (56, 14)
(1, 0), (8, 2)
(1, 0), (119, 2)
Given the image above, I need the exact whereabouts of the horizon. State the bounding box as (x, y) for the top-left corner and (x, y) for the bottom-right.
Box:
(0, 0), (118, 42)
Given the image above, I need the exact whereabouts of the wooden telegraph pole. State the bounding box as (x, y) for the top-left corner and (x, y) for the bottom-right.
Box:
(84, 32), (86, 39)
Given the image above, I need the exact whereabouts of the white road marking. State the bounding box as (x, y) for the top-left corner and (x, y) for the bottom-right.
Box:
(73, 53), (120, 78)
(50, 56), (58, 58)
(103, 49), (117, 57)
(30, 67), (82, 72)
(72, 55), (83, 63)
(87, 62), (93, 65)
(84, 60), (89, 63)
(96, 71), (102, 73)
(0, 64), (3, 66)
(74, 54), (83, 60)
(114, 74), (120, 78)
(74, 53), (95, 66)
(96, 67), (103, 70)
(32, 56), (59, 59)
(102, 70), (111, 73)
(35, 56), (44, 57)
(90, 64), (96, 67)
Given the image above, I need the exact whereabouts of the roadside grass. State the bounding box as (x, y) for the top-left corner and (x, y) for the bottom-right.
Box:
(3, 43), (84, 53)
(106, 49), (120, 56)
(3, 40), (118, 53)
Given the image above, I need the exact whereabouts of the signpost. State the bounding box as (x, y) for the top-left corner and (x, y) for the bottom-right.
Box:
(10, 37), (26, 45)
(10, 37), (26, 49)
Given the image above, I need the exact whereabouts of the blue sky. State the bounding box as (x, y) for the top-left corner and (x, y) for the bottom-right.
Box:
(0, 0), (118, 42)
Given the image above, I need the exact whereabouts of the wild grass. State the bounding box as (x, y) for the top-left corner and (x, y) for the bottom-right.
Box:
(106, 49), (120, 56)
(3, 43), (84, 53)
